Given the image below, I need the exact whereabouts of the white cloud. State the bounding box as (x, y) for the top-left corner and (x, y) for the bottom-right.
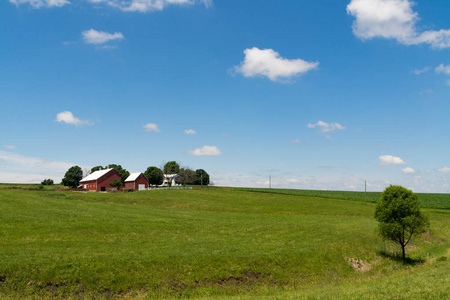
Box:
(307, 120), (346, 133)
(437, 166), (450, 173)
(412, 67), (429, 75)
(86, 0), (210, 12)
(0, 151), (86, 183)
(143, 123), (160, 132)
(347, 0), (450, 49)
(3, 145), (17, 150)
(56, 111), (91, 126)
(188, 145), (221, 156)
(435, 64), (450, 75)
(9, 0), (69, 8)
(379, 155), (406, 166)
(292, 139), (301, 143)
(286, 178), (301, 183)
(233, 47), (318, 82)
(82, 29), (124, 44)
(184, 129), (197, 135)
(401, 167), (415, 173)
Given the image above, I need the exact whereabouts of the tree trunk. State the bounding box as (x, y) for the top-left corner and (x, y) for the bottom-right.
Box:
(401, 243), (406, 263)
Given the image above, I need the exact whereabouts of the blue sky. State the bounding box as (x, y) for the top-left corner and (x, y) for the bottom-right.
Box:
(1, 0), (450, 192)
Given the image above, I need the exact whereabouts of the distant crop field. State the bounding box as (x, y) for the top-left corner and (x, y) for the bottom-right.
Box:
(0, 187), (448, 299)
(235, 187), (450, 210)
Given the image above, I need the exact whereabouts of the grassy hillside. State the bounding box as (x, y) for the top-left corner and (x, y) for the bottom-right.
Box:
(0, 187), (448, 299)
(236, 187), (450, 209)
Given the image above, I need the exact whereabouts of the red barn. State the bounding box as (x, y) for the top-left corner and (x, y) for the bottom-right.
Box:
(79, 168), (122, 191)
(124, 173), (148, 191)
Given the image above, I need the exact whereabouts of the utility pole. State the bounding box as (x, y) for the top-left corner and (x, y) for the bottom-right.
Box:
(201, 173), (203, 189)
(269, 175), (271, 189)
(365, 180), (367, 203)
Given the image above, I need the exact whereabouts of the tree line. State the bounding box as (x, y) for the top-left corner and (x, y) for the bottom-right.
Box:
(60, 161), (210, 188)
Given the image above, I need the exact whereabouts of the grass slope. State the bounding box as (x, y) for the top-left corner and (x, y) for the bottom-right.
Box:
(236, 187), (450, 210)
(0, 187), (448, 299)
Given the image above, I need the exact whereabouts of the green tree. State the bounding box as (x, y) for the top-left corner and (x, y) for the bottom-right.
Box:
(374, 185), (429, 263)
(163, 161), (180, 174)
(107, 164), (130, 184)
(61, 166), (83, 188)
(41, 179), (54, 185)
(109, 180), (122, 190)
(195, 169), (210, 186)
(144, 166), (164, 187)
(91, 166), (105, 173)
(175, 168), (196, 186)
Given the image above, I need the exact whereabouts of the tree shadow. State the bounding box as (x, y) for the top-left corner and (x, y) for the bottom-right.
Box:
(378, 250), (426, 265)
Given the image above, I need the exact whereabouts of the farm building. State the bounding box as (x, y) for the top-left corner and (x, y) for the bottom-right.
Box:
(124, 173), (148, 190)
(79, 168), (122, 191)
(161, 174), (179, 187)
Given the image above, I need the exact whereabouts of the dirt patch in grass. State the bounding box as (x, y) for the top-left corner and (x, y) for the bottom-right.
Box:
(347, 258), (372, 272)
(193, 270), (264, 287)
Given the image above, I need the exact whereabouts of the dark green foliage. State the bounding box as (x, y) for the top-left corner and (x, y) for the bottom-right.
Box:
(175, 168), (196, 186)
(375, 185), (429, 262)
(195, 169), (210, 186)
(144, 166), (164, 186)
(109, 180), (122, 189)
(107, 164), (130, 184)
(40, 179), (54, 185)
(91, 166), (105, 173)
(61, 166), (83, 188)
(163, 161), (180, 174)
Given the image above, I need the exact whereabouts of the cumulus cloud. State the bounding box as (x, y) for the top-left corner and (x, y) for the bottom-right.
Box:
(9, 0), (69, 8)
(3, 145), (17, 150)
(143, 123), (160, 132)
(233, 47), (318, 82)
(56, 111), (91, 126)
(435, 64), (450, 75)
(307, 120), (346, 133)
(82, 29), (124, 44)
(188, 145), (221, 156)
(347, 0), (450, 49)
(401, 167), (415, 173)
(379, 155), (406, 166)
(437, 166), (450, 173)
(86, 0), (210, 12)
(184, 129), (197, 135)
(412, 67), (429, 75)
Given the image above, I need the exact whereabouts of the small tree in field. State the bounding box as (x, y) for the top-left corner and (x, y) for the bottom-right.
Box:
(41, 179), (54, 185)
(62, 166), (83, 188)
(375, 185), (429, 263)
(109, 180), (122, 190)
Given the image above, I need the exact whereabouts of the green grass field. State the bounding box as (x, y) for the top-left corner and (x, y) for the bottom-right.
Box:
(0, 186), (449, 299)
(235, 187), (450, 210)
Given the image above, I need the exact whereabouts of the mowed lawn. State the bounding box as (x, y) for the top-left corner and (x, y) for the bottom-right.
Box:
(0, 188), (448, 299)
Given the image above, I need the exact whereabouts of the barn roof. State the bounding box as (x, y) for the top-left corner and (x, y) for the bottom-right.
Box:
(80, 168), (114, 182)
(125, 173), (144, 182)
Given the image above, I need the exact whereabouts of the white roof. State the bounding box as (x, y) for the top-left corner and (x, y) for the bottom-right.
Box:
(125, 173), (143, 182)
(80, 168), (114, 182)
(164, 174), (179, 178)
